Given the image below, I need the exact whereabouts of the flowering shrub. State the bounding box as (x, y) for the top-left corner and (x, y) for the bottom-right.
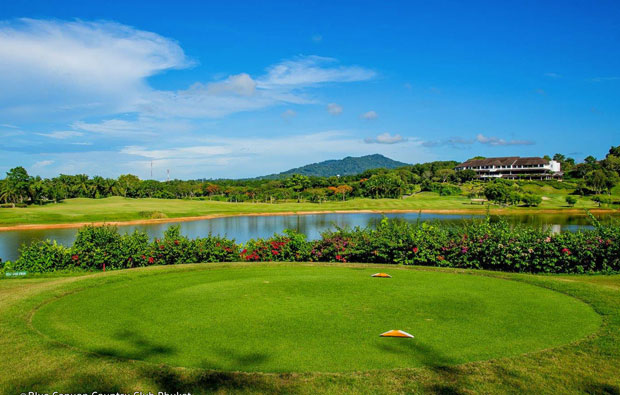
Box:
(8, 215), (620, 274)
(242, 229), (311, 262)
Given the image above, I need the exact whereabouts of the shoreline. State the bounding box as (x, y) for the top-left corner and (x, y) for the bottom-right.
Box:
(0, 207), (617, 232)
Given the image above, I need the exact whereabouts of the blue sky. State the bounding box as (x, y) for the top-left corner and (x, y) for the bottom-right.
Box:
(1, 1), (618, 179)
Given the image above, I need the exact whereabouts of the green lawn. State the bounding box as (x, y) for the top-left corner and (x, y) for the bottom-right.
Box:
(1, 263), (619, 393)
(32, 264), (598, 373)
(0, 193), (611, 227)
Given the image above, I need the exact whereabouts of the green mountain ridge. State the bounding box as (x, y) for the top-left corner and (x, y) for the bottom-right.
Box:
(257, 154), (410, 179)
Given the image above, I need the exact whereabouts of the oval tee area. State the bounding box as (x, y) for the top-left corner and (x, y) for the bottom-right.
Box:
(31, 263), (601, 373)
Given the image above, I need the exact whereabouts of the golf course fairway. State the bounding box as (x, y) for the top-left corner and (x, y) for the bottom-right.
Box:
(32, 264), (600, 373)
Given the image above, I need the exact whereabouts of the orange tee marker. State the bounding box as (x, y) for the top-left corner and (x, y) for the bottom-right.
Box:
(380, 330), (414, 338)
(371, 272), (392, 278)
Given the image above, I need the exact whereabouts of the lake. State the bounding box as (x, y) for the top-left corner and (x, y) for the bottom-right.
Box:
(0, 212), (615, 262)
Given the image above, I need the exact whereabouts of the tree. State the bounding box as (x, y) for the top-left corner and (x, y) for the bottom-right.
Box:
(456, 169), (477, 183)
(3, 167), (31, 204)
(334, 184), (353, 201)
(565, 196), (577, 207)
(602, 155), (620, 174)
(285, 174), (311, 202)
(435, 168), (455, 183)
(204, 184), (220, 199)
(483, 182), (510, 204)
(522, 193), (542, 207)
(117, 174), (141, 198)
(584, 156), (597, 166)
(508, 191), (523, 206)
(585, 170), (617, 194)
(364, 173), (405, 198)
(553, 153), (566, 162)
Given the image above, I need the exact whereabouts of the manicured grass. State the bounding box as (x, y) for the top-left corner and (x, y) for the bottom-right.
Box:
(31, 265), (599, 373)
(0, 193), (612, 227)
(1, 263), (619, 394)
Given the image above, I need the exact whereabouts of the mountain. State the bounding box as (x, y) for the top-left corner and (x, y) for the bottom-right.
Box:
(258, 154), (410, 179)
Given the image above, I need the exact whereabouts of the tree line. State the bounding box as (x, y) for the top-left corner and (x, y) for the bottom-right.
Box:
(1, 146), (619, 206)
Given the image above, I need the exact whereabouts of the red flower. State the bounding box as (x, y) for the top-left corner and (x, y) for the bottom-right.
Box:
(148, 257), (154, 263)
(412, 247), (419, 254)
(71, 254), (79, 261)
(174, 240), (179, 245)
(272, 250), (279, 255)
(437, 255), (445, 261)
(159, 245), (164, 250)
(561, 248), (571, 255)
(241, 249), (247, 254)
(336, 255), (342, 260)
(141, 255), (146, 259)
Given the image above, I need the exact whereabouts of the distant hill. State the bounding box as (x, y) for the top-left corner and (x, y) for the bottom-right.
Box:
(258, 154), (410, 179)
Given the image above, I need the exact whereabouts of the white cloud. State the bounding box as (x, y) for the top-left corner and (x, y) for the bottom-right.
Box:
(361, 110), (378, 120)
(257, 56), (375, 88)
(476, 133), (534, 146)
(32, 160), (54, 167)
(206, 73), (256, 96)
(364, 132), (407, 144)
(36, 130), (83, 139)
(121, 145), (232, 159)
(327, 103), (343, 115)
(114, 131), (428, 178)
(0, 20), (375, 122)
(0, 19), (191, 119)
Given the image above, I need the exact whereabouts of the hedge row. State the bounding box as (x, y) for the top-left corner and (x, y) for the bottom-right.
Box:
(2, 215), (619, 274)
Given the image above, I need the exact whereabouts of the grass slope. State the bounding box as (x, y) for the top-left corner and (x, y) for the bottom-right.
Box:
(31, 265), (599, 373)
(1, 263), (618, 394)
(0, 193), (614, 227)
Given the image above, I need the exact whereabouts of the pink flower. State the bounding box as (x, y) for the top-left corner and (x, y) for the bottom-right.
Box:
(544, 237), (551, 243)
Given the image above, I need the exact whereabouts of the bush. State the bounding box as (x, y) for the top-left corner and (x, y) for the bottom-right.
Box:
(242, 229), (311, 262)
(14, 240), (71, 272)
(522, 193), (542, 207)
(71, 225), (124, 270)
(10, 217), (620, 274)
(566, 196), (577, 207)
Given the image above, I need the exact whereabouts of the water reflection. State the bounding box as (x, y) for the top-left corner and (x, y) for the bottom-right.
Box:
(0, 212), (615, 262)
